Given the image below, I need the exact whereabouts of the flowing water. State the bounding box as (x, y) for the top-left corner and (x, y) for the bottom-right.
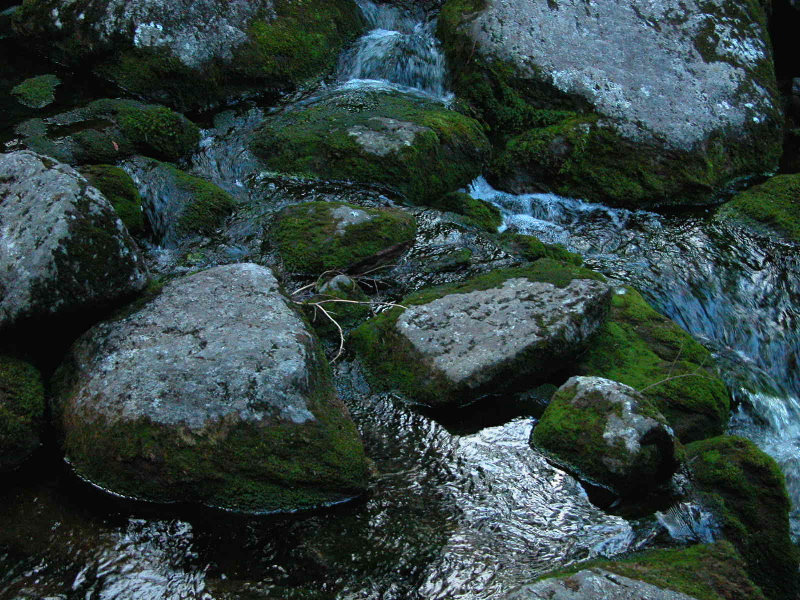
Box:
(3, 1), (800, 598)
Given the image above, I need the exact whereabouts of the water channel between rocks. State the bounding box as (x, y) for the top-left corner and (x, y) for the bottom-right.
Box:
(2, 1), (800, 598)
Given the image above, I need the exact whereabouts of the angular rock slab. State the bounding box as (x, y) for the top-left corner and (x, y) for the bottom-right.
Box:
(394, 277), (611, 404)
(57, 263), (369, 512)
(0, 151), (148, 330)
(532, 376), (678, 495)
(506, 568), (698, 600)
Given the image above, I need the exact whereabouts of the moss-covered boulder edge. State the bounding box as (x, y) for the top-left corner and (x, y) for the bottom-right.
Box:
(14, 0), (365, 110)
(716, 173), (800, 242)
(251, 89), (490, 205)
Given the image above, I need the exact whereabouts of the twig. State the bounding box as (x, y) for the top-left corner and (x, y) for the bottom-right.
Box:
(313, 302), (346, 362)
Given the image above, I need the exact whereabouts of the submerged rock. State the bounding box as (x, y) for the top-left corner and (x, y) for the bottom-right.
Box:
(532, 376), (679, 496)
(56, 263), (370, 512)
(438, 0), (783, 207)
(250, 89), (490, 205)
(351, 259), (610, 406)
(0, 356), (45, 471)
(0, 151), (148, 330)
(13, 0), (365, 110)
(716, 173), (800, 242)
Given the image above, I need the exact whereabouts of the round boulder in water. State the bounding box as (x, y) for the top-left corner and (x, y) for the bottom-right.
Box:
(532, 376), (679, 497)
(0, 151), (148, 331)
(55, 263), (370, 512)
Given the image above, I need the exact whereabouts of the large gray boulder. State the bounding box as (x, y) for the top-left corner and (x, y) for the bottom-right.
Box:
(506, 568), (699, 600)
(439, 0), (783, 207)
(351, 261), (611, 406)
(56, 263), (370, 512)
(532, 376), (679, 496)
(0, 151), (148, 330)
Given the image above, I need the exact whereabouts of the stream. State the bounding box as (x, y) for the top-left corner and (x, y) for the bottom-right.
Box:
(2, 1), (799, 598)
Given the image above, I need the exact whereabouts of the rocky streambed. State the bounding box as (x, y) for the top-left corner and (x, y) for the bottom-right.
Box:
(2, 0), (800, 599)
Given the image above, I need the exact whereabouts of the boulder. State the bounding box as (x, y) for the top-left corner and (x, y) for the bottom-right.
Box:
(532, 376), (678, 496)
(271, 201), (417, 274)
(79, 165), (146, 237)
(716, 173), (800, 242)
(250, 89), (490, 205)
(438, 0), (783, 207)
(0, 151), (148, 330)
(0, 356), (45, 471)
(13, 0), (365, 110)
(576, 287), (729, 443)
(55, 263), (370, 512)
(351, 259), (610, 406)
(686, 436), (798, 600)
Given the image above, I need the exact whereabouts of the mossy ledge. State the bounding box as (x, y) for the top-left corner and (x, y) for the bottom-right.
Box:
(716, 173), (800, 242)
(576, 287), (730, 443)
(250, 90), (490, 205)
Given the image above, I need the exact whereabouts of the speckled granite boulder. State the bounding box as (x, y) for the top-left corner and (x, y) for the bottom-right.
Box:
(55, 263), (369, 512)
(532, 376), (679, 495)
(0, 151), (148, 330)
(439, 0), (783, 207)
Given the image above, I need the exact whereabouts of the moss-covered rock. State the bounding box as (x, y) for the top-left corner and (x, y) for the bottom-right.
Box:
(498, 230), (582, 266)
(250, 89), (490, 205)
(576, 287), (730, 443)
(686, 436), (798, 600)
(301, 274), (372, 340)
(427, 191), (502, 232)
(272, 201), (417, 275)
(11, 74), (60, 109)
(79, 165), (145, 237)
(16, 99), (200, 164)
(0, 356), (45, 471)
(531, 376), (678, 496)
(716, 173), (800, 242)
(350, 259), (609, 406)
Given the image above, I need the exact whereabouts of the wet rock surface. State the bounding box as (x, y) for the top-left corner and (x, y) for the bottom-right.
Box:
(57, 263), (369, 511)
(0, 151), (148, 330)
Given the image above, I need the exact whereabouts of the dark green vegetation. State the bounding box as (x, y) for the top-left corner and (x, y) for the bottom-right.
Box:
(56, 341), (370, 513)
(115, 104), (201, 161)
(427, 191), (502, 232)
(717, 173), (800, 241)
(498, 230), (582, 265)
(273, 201), (416, 274)
(11, 73), (60, 108)
(164, 164), (236, 236)
(577, 288), (730, 442)
(79, 165), (145, 237)
(531, 377), (675, 495)
(251, 90), (490, 205)
(302, 276), (372, 339)
(350, 259), (606, 406)
(540, 542), (766, 600)
(685, 436), (798, 600)
(436, 0), (783, 208)
(0, 356), (45, 471)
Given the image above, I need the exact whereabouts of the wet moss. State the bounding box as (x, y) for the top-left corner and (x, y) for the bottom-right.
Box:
(576, 287), (730, 442)
(116, 104), (200, 161)
(716, 173), (800, 241)
(79, 165), (145, 237)
(273, 201), (416, 275)
(11, 74), (60, 109)
(0, 356), (45, 471)
(428, 192), (502, 232)
(250, 90), (490, 205)
(686, 436), (798, 600)
(498, 231), (582, 265)
(164, 165), (236, 236)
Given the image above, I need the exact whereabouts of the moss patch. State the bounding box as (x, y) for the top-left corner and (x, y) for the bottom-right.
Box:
(116, 104), (200, 161)
(0, 356), (45, 471)
(576, 287), (730, 442)
(79, 165), (145, 237)
(498, 230), (582, 265)
(686, 436), (798, 600)
(164, 165), (236, 236)
(11, 74), (60, 109)
(250, 90), (490, 205)
(717, 173), (800, 241)
(428, 191), (502, 232)
(273, 201), (416, 275)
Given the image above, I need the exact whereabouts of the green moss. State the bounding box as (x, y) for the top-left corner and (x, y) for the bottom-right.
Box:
(273, 201), (416, 275)
(350, 259), (606, 405)
(576, 287), (729, 442)
(428, 192), (502, 232)
(164, 165), (236, 235)
(717, 174), (800, 241)
(302, 280), (371, 339)
(539, 542), (766, 600)
(498, 231), (582, 265)
(79, 165), (145, 237)
(250, 90), (490, 205)
(0, 356), (45, 470)
(117, 104), (200, 161)
(11, 74), (60, 109)
(686, 436), (798, 600)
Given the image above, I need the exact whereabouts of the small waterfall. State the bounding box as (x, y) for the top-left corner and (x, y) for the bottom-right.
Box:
(469, 177), (800, 538)
(337, 0), (451, 101)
